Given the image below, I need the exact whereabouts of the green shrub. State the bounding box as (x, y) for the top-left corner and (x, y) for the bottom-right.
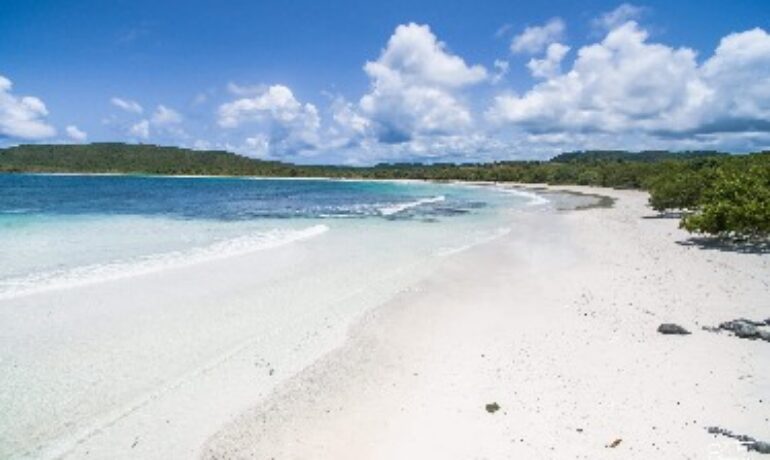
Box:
(682, 163), (770, 238)
(647, 166), (711, 212)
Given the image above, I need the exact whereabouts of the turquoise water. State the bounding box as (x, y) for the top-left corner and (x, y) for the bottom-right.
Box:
(0, 174), (538, 298)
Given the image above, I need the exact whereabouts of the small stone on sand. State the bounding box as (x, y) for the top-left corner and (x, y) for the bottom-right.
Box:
(485, 402), (500, 413)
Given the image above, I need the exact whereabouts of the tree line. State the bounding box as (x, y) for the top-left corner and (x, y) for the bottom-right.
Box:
(1, 143), (768, 239)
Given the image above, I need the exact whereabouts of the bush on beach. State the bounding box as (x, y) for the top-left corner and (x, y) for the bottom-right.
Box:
(681, 162), (770, 239)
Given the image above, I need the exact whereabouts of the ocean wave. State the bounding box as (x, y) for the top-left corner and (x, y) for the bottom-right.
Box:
(497, 188), (550, 206)
(378, 195), (446, 216)
(0, 224), (329, 300)
(0, 208), (37, 214)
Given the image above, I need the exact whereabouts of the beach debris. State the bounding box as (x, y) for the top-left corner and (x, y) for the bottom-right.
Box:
(485, 402), (500, 413)
(606, 438), (622, 448)
(707, 426), (770, 454)
(657, 323), (691, 335)
(709, 318), (770, 342)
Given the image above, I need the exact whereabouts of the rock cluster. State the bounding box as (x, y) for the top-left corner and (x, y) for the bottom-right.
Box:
(717, 319), (770, 342)
(707, 426), (770, 454)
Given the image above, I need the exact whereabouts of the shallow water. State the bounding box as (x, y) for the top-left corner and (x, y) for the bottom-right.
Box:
(0, 174), (542, 299)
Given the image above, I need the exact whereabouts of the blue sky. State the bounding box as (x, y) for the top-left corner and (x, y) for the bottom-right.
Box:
(1, 0), (768, 163)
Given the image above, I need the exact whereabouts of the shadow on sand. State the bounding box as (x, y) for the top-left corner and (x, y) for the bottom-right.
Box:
(676, 237), (770, 255)
(642, 211), (685, 220)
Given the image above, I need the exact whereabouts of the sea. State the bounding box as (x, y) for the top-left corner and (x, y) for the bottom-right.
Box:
(0, 174), (550, 300)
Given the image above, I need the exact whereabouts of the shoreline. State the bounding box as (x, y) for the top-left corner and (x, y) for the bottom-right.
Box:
(203, 186), (770, 459)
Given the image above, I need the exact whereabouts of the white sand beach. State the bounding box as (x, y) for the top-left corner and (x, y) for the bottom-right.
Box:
(2, 186), (768, 459)
(203, 187), (770, 459)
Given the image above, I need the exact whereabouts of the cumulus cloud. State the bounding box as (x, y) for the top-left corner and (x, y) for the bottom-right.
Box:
(359, 23), (487, 144)
(510, 18), (565, 54)
(361, 86), (473, 143)
(488, 22), (770, 154)
(593, 3), (646, 31)
(699, 28), (770, 133)
(527, 43), (570, 79)
(111, 97), (143, 114)
(218, 84), (321, 156)
(65, 125), (87, 142)
(364, 23), (487, 88)
(107, 100), (184, 140)
(329, 96), (371, 144)
(0, 75), (56, 139)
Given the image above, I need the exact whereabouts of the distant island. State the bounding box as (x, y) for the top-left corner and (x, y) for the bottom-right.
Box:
(1, 143), (768, 238)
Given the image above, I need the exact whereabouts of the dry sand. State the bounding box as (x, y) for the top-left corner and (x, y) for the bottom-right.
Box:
(203, 187), (770, 459)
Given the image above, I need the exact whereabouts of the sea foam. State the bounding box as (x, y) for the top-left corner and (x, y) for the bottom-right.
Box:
(378, 195), (446, 216)
(0, 224), (329, 300)
(495, 188), (550, 206)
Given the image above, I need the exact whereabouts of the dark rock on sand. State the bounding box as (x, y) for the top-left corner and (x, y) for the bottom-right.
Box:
(718, 319), (770, 341)
(485, 402), (500, 413)
(657, 323), (691, 335)
(707, 426), (770, 454)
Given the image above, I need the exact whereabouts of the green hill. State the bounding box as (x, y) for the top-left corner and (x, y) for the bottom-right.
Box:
(549, 150), (728, 163)
(0, 143), (298, 176)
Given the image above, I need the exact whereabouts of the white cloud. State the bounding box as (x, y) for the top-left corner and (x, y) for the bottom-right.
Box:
(129, 119), (150, 139)
(151, 105), (182, 125)
(364, 23), (487, 88)
(111, 97), (143, 114)
(359, 23), (487, 144)
(330, 97), (370, 140)
(0, 75), (56, 139)
(699, 28), (770, 132)
(510, 18), (565, 54)
(593, 3), (646, 31)
(217, 84), (321, 156)
(488, 22), (770, 152)
(361, 85), (473, 143)
(491, 22), (705, 133)
(65, 125), (87, 142)
(218, 85), (317, 128)
(527, 43), (570, 79)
